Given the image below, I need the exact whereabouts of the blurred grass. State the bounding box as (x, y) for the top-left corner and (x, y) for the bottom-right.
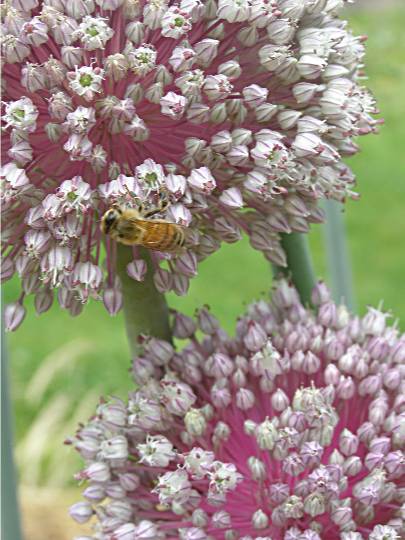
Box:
(3, 7), (405, 486)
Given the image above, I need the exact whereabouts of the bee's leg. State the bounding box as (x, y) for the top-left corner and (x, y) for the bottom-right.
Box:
(157, 192), (170, 213)
(138, 202), (146, 216)
(141, 194), (170, 218)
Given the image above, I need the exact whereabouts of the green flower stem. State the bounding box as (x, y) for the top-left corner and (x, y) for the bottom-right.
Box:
(1, 331), (23, 540)
(272, 232), (316, 306)
(322, 200), (355, 311)
(116, 245), (172, 355)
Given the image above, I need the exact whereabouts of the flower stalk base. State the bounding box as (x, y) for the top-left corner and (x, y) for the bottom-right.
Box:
(273, 233), (316, 306)
(116, 245), (171, 355)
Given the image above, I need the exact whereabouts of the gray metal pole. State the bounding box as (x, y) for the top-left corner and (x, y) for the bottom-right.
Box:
(322, 200), (356, 311)
(1, 324), (23, 540)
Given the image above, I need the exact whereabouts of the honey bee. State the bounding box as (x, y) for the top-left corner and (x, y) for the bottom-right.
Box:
(101, 196), (186, 253)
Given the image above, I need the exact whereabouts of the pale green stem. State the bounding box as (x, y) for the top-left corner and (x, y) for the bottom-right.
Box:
(272, 232), (316, 306)
(1, 329), (23, 540)
(322, 200), (356, 311)
(116, 245), (172, 355)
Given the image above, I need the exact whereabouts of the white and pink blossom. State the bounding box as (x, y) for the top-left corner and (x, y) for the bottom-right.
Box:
(69, 281), (405, 540)
(2, 0), (378, 326)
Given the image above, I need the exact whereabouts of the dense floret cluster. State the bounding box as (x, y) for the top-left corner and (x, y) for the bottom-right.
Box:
(69, 282), (404, 540)
(1, 0), (379, 325)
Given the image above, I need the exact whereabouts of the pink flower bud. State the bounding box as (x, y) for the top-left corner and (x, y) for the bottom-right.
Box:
(187, 102), (210, 123)
(293, 82), (320, 103)
(296, 54), (327, 80)
(205, 353), (234, 379)
(69, 501), (93, 524)
(219, 187), (244, 208)
(339, 429), (359, 457)
(146, 338), (174, 365)
(383, 368), (401, 390)
(302, 351), (320, 374)
(384, 451), (405, 479)
(311, 281), (331, 306)
(210, 131), (233, 152)
(369, 436), (390, 454)
(34, 290), (54, 314)
(343, 456), (362, 477)
(210, 381), (232, 408)
(242, 84), (268, 108)
(325, 338), (345, 361)
(197, 307), (219, 335)
(318, 301), (337, 327)
(244, 321), (267, 352)
(119, 473), (140, 492)
(365, 452), (385, 470)
(160, 92), (188, 120)
(272, 279), (300, 309)
(111, 523), (137, 540)
(127, 260), (147, 282)
(367, 336), (389, 360)
(337, 376), (355, 400)
(357, 421), (377, 445)
(103, 288), (123, 316)
(300, 441), (323, 467)
(1, 258), (15, 282)
(188, 167), (216, 194)
(391, 339), (405, 364)
(4, 302), (26, 331)
(165, 174), (186, 198)
(358, 374), (382, 396)
(362, 307), (389, 336)
(234, 388), (254, 410)
(271, 388), (289, 412)
(153, 268), (173, 293)
(172, 311), (197, 339)
(331, 505), (353, 528)
(172, 274), (190, 296)
(83, 484), (105, 502)
(194, 38), (219, 65)
(174, 252), (198, 277)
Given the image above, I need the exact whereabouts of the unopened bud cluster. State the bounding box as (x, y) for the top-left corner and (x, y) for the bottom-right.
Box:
(2, 0), (378, 326)
(69, 281), (404, 540)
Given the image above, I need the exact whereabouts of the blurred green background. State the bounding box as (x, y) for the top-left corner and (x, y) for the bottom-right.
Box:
(4, 5), (405, 489)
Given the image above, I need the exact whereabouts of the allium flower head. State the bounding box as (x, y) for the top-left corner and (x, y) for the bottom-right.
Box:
(2, 0), (379, 324)
(70, 281), (404, 540)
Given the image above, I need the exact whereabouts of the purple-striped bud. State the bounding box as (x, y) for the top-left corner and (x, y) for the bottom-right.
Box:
(34, 290), (54, 314)
(103, 288), (123, 316)
(147, 338), (174, 365)
(219, 187), (244, 208)
(172, 311), (197, 339)
(4, 302), (26, 331)
(127, 260), (147, 282)
(153, 268), (173, 294)
(69, 501), (93, 524)
(172, 274), (190, 296)
(174, 252), (198, 277)
(384, 451), (405, 479)
(339, 429), (359, 456)
(244, 321), (267, 352)
(196, 307), (219, 335)
(318, 301), (337, 327)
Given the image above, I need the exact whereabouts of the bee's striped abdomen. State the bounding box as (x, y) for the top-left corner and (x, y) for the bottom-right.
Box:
(142, 222), (185, 252)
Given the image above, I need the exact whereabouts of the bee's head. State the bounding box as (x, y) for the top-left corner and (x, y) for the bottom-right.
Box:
(101, 207), (122, 235)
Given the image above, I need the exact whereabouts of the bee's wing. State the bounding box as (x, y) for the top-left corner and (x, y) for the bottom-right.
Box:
(132, 219), (187, 253)
(117, 216), (144, 237)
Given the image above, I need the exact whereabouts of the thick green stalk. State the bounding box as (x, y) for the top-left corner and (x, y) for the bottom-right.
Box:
(1, 331), (23, 540)
(273, 232), (316, 306)
(322, 200), (355, 311)
(116, 245), (172, 355)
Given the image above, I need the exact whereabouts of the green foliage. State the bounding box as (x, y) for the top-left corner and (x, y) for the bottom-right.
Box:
(4, 7), (405, 485)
